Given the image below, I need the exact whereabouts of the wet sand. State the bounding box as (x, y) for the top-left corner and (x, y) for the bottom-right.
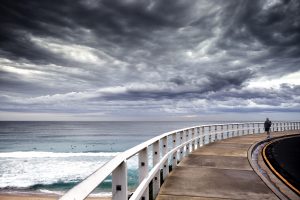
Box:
(0, 193), (111, 200)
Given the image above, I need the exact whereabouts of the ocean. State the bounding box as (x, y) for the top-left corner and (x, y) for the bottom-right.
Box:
(0, 121), (221, 197)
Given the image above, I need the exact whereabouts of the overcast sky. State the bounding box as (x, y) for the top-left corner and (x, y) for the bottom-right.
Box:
(0, 0), (299, 121)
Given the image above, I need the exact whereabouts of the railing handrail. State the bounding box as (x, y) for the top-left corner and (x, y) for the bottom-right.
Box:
(59, 121), (300, 200)
(129, 136), (197, 200)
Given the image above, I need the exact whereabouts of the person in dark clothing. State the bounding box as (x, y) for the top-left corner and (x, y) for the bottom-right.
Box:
(264, 118), (272, 139)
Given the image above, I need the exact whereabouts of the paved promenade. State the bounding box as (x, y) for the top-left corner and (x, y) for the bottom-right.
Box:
(157, 131), (298, 200)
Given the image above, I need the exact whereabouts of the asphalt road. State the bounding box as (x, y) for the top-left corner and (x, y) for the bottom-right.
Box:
(264, 135), (300, 193)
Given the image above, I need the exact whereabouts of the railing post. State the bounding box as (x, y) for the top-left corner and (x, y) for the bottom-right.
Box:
(241, 124), (244, 135)
(220, 125), (224, 140)
(294, 122), (296, 130)
(293, 122), (295, 130)
(214, 125), (218, 141)
(185, 130), (190, 156)
(226, 124), (230, 138)
(234, 124), (237, 136)
(293, 122), (296, 130)
(152, 141), (160, 198)
(285, 122), (287, 130)
(139, 147), (149, 200)
(196, 127), (200, 149)
(258, 123), (261, 134)
(172, 133), (177, 170)
(162, 136), (169, 181)
(240, 124), (243, 136)
(280, 122), (282, 131)
(191, 128), (195, 151)
(179, 131), (184, 161)
(112, 161), (127, 200)
(203, 126), (206, 145)
(201, 127), (204, 146)
(208, 126), (212, 143)
(279, 122), (281, 131)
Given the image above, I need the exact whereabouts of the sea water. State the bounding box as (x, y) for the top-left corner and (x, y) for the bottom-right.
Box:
(0, 121), (219, 197)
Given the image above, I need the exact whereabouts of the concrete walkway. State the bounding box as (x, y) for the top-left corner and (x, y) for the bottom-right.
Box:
(156, 132), (295, 200)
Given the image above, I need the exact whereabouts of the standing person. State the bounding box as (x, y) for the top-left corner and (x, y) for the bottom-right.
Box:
(264, 118), (272, 139)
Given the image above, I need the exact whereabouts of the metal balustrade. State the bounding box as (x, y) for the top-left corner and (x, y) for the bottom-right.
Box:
(59, 121), (300, 200)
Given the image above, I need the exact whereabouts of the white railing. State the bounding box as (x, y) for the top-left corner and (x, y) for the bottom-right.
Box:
(59, 121), (300, 200)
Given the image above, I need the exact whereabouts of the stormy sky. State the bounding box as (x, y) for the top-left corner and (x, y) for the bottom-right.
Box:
(0, 0), (299, 121)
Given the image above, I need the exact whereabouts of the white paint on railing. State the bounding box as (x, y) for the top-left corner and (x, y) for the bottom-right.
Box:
(152, 140), (160, 198)
(112, 161), (127, 200)
(138, 147), (148, 200)
(59, 121), (300, 200)
(162, 136), (168, 181)
(171, 132), (177, 171)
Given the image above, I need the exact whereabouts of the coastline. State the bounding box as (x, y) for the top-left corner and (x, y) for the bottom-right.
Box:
(0, 193), (112, 200)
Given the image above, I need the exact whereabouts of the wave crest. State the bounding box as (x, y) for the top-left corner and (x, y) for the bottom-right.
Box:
(0, 151), (119, 158)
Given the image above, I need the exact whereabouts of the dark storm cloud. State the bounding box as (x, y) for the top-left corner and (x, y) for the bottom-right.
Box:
(0, 0), (300, 119)
(0, 0), (199, 63)
(97, 69), (254, 101)
(218, 0), (300, 75)
(0, 70), (44, 94)
(169, 76), (185, 86)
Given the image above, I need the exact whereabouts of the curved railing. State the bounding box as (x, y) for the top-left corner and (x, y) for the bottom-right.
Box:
(59, 121), (300, 200)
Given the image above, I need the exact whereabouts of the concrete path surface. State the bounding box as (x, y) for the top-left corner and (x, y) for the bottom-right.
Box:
(156, 132), (295, 200)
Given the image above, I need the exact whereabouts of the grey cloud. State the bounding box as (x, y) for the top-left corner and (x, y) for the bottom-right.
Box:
(0, 0), (299, 119)
(216, 0), (300, 77)
(169, 76), (185, 86)
(204, 69), (254, 91)
(96, 69), (255, 101)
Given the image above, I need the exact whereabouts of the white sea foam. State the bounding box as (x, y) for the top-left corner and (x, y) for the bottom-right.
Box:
(0, 151), (119, 188)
